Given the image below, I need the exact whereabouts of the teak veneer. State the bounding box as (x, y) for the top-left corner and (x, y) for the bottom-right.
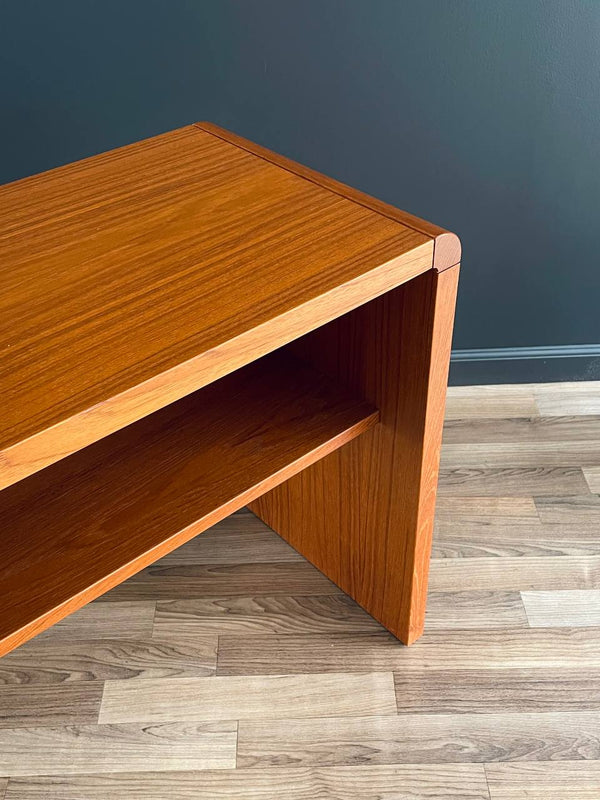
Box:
(0, 122), (460, 654)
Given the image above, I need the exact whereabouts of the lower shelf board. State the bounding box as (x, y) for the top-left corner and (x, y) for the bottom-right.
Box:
(0, 352), (378, 656)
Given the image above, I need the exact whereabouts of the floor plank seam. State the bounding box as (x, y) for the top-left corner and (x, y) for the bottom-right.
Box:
(482, 764), (493, 800)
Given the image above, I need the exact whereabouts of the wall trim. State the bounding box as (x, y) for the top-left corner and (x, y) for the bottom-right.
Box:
(451, 344), (600, 362)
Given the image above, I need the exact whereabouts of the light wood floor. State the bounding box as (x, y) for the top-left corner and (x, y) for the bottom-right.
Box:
(1, 381), (599, 799)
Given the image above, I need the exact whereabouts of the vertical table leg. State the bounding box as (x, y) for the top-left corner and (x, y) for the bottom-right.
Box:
(250, 264), (459, 645)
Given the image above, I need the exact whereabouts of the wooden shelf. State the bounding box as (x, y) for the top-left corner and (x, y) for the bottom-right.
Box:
(0, 352), (378, 655)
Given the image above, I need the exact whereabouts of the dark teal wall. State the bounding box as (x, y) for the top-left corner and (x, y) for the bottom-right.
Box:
(1, 1), (599, 380)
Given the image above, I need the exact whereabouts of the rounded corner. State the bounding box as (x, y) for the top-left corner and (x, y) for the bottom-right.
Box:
(433, 232), (461, 272)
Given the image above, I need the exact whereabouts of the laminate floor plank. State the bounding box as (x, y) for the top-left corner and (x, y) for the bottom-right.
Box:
(535, 495), (600, 524)
(521, 590), (600, 627)
(0, 683), (103, 728)
(29, 602), (156, 643)
(432, 522), (600, 558)
(438, 467), (588, 497)
(428, 556), (600, 591)
(434, 496), (540, 522)
(217, 629), (600, 674)
(153, 592), (524, 638)
(485, 760), (600, 799)
(0, 722), (237, 777)
(0, 637), (217, 685)
(583, 466), (600, 493)
(0, 779), (6, 800)
(424, 592), (528, 629)
(394, 669), (600, 713)
(444, 385), (539, 420)
(237, 710), (600, 767)
(3, 764), (491, 800)
(442, 415), (600, 444)
(441, 441), (600, 468)
(153, 595), (382, 637)
(430, 497), (600, 559)
(157, 509), (302, 565)
(99, 563), (340, 601)
(534, 382), (600, 416)
(99, 673), (397, 724)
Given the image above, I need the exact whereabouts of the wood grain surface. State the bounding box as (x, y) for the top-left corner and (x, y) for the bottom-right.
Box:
(433, 496), (570, 559)
(423, 590), (528, 629)
(0, 124), (433, 488)
(0, 683), (103, 728)
(156, 509), (303, 565)
(522, 590), (600, 627)
(152, 595), (381, 637)
(237, 710), (600, 767)
(0, 722), (237, 777)
(97, 563), (340, 602)
(485, 761), (600, 799)
(99, 673), (397, 724)
(196, 122), (461, 271)
(0, 637), (217, 685)
(584, 466), (600, 492)
(216, 628), (600, 674)
(251, 265), (459, 644)
(444, 385), (539, 420)
(441, 440), (600, 468)
(438, 466), (589, 496)
(535, 494), (600, 523)
(442, 415), (600, 445)
(29, 602), (156, 643)
(0, 352), (376, 656)
(428, 555), (600, 591)
(2, 765), (490, 800)
(394, 669), (600, 713)
(534, 381), (600, 416)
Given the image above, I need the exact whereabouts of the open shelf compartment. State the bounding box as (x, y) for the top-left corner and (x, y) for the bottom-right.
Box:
(0, 351), (378, 656)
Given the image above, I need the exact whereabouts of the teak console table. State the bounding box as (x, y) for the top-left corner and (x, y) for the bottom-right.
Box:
(0, 123), (460, 655)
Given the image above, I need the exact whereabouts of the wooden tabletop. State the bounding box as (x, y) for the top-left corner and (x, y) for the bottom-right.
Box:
(0, 122), (455, 488)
